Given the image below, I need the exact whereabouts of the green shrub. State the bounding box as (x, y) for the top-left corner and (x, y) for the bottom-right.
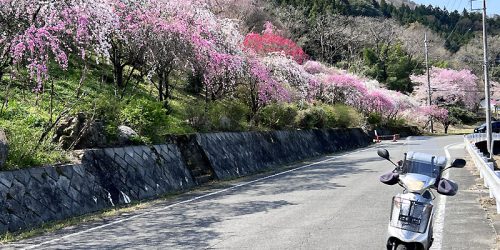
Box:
(184, 99), (249, 132)
(0, 111), (67, 170)
(297, 106), (328, 129)
(185, 72), (204, 95)
(387, 117), (407, 128)
(331, 104), (354, 128)
(258, 103), (298, 130)
(295, 104), (361, 129)
(185, 100), (210, 132)
(367, 112), (382, 125)
(120, 98), (168, 139)
(314, 104), (342, 127)
(448, 106), (475, 124)
(208, 99), (249, 131)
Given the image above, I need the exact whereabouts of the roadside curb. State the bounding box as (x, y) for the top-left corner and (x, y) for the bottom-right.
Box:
(467, 159), (500, 249)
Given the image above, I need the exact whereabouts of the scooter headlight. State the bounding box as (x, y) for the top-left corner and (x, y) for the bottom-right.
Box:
(405, 180), (425, 192)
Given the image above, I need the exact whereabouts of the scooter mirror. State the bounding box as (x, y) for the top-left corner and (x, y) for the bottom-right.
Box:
(451, 159), (466, 168)
(377, 148), (390, 160)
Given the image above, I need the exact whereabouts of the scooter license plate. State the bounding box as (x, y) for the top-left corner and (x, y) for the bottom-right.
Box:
(398, 214), (421, 225)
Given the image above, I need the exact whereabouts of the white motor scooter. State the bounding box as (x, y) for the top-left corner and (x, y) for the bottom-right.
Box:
(377, 148), (466, 250)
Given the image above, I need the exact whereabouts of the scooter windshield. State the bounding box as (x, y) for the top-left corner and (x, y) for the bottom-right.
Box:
(403, 160), (439, 179)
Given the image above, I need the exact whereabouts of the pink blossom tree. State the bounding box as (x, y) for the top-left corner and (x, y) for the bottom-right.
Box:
(3, 0), (114, 90)
(316, 73), (368, 110)
(194, 16), (246, 102)
(140, 1), (198, 101)
(303, 60), (332, 75)
(240, 55), (290, 117)
(411, 67), (480, 111)
(418, 105), (450, 133)
(261, 55), (315, 103)
(363, 89), (395, 116)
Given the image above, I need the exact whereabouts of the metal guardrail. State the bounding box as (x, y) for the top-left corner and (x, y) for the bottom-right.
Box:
(464, 133), (500, 213)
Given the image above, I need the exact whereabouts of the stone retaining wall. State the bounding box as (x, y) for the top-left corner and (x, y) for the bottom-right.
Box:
(196, 128), (371, 180)
(0, 144), (193, 233)
(0, 128), (373, 233)
(0, 164), (111, 232)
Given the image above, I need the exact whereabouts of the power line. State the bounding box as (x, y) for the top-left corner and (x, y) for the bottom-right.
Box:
(438, 0), (464, 48)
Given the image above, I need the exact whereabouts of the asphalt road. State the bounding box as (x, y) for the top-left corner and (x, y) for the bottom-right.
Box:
(6, 136), (497, 249)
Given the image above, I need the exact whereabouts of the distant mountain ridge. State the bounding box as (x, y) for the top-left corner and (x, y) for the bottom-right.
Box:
(381, 0), (417, 8)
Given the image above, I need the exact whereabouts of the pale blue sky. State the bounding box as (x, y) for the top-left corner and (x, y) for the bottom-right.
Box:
(411, 0), (500, 15)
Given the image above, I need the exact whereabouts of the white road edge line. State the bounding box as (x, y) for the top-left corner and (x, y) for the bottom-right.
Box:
(23, 146), (377, 249)
(431, 142), (464, 250)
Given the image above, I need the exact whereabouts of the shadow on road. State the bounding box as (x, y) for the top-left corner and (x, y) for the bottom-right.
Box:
(242, 155), (378, 196)
(37, 199), (296, 249)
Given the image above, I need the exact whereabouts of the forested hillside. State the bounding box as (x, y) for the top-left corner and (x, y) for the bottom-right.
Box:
(273, 0), (500, 53)
(0, 0), (492, 169)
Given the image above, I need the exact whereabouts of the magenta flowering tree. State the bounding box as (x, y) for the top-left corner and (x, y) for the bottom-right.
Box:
(140, 2), (197, 101)
(318, 73), (368, 109)
(240, 55), (290, 117)
(418, 105), (450, 133)
(3, 0), (115, 90)
(411, 67), (480, 111)
(386, 91), (420, 121)
(107, 0), (151, 89)
(363, 89), (395, 116)
(196, 20), (246, 101)
(243, 22), (308, 64)
(261, 55), (315, 103)
(303, 60), (330, 75)
(202, 52), (244, 101)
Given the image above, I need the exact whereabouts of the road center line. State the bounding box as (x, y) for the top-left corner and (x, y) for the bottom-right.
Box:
(23, 146), (377, 249)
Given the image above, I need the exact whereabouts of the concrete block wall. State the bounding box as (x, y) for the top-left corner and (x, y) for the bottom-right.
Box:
(82, 144), (195, 204)
(196, 128), (371, 180)
(0, 164), (112, 232)
(0, 144), (193, 233)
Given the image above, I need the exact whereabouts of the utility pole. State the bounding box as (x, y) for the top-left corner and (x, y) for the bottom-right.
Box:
(473, 0), (493, 159)
(482, 0), (494, 159)
(424, 33), (433, 133)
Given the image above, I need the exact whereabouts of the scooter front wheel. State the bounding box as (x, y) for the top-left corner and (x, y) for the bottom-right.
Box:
(396, 244), (409, 250)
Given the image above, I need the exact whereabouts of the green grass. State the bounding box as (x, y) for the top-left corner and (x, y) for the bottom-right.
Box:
(0, 61), (200, 169)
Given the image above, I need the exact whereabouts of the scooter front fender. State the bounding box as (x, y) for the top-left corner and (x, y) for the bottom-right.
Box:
(388, 221), (432, 249)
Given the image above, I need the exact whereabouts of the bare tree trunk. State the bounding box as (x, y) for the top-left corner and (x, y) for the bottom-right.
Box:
(0, 80), (11, 115)
(158, 73), (164, 102)
(119, 65), (136, 99)
(111, 42), (125, 88)
(114, 62), (124, 88)
(204, 85), (209, 115)
(76, 63), (88, 97)
(50, 80), (54, 123)
(29, 94), (84, 157)
(164, 70), (171, 100)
